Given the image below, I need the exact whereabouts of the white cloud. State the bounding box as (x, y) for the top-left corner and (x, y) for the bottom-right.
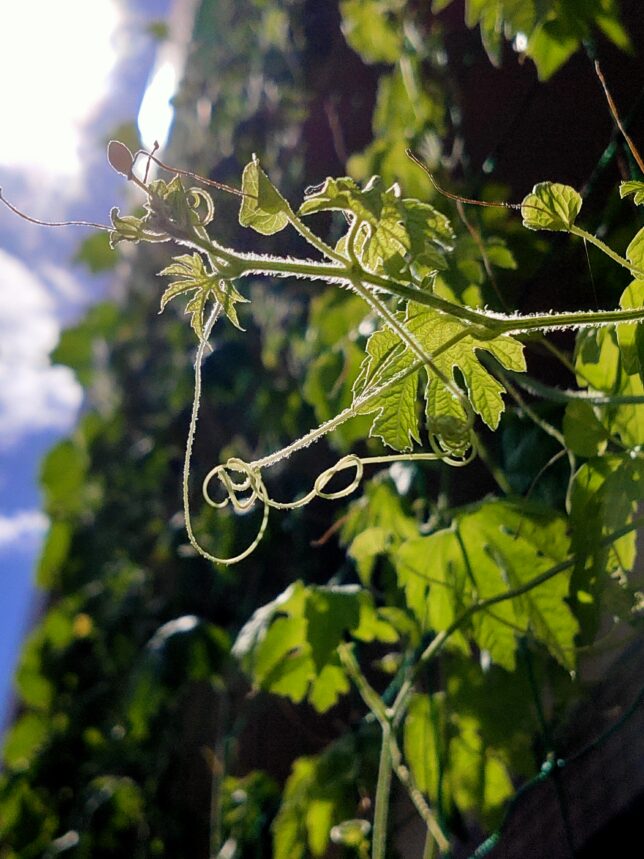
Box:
(39, 263), (85, 305)
(0, 510), (48, 551)
(0, 0), (121, 176)
(0, 250), (82, 446)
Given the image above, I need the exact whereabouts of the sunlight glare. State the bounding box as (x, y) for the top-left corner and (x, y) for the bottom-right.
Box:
(137, 60), (178, 152)
(0, 0), (120, 175)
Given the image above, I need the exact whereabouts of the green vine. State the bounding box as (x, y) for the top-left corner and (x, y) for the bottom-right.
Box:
(3, 122), (643, 857)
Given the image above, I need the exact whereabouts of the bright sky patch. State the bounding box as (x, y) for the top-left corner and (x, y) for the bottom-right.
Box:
(0, 0), (120, 175)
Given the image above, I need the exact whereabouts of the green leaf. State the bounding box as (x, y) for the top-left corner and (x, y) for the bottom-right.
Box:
(620, 180), (644, 206)
(348, 526), (391, 585)
(305, 589), (361, 671)
(569, 455), (643, 587)
(619, 179), (644, 206)
(372, 65), (443, 140)
(403, 693), (445, 800)
(456, 0), (630, 81)
(395, 529), (466, 637)
(51, 302), (120, 387)
(626, 227), (644, 275)
(617, 280), (644, 379)
(356, 324), (421, 450)
(485, 237), (517, 270)
(221, 771), (279, 849)
(353, 302), (525, 452)
(449, 715), (513, 818)
(74, 231), (117, 273)
(521, 182), (582, 232)
(300, 175), (453, 278)
(342, 479), (419, 546)
(272, 735), (368, 858)
(404, 684), (516, 825)
(446, 657), (538, 776)
(458, 502), (577, 670)
(609, 370), (644, 446)
(158, 252), (248, 337)
(36, 521), (72, 588)
(562, 401), (607, 458)
(574, 325), (644, 447)
(574, 326), (620, 391)
(3, 713), (49, 770)
(40, 440), (88, 517)
(395, 500), (577, 670)
(303, 343), (372, 451)
(339, 0), (403, 64)
(239, 155), (291, 234)
(526, 20), (578, 80)
(308, 663), (351, 714)
(233, 582), (397, 712)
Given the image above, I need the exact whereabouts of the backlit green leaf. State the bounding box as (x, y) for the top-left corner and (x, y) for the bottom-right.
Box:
(273, 735), (368, 858)
(403, 693), (444, 800)
(449, 715), (513, 819)
(562, 401), (607, 458)
(569, 455), (643, 587)
(300, 174), (453, 279)
(40, 440), (88, 517)
(354, 302), (525, 452)
(617, 280), (644, 379)
(620, 180), (644, 206)
(340, 0), (403, 64)
(395, 529), (466, 635)
(159, 252), (248, 337)
(394, 500), (577, 670)
(233, 582), (397, 712)
(239, 156), (291, 234)
(3, 714), (49, 770)
(521, 182), (582, 232)
(626, 227), (644, 276)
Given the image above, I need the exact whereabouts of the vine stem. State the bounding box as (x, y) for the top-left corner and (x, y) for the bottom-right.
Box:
(373, 725), (393, 859)
(180, 231), (644, 335)
(286, 208), (347, 264)
(182, 306), (270, 565)
(337, 645), (392, 859)
(339, 645), (451, 855)
(250, 328), (472, 471)
(570, 225), (644, 280)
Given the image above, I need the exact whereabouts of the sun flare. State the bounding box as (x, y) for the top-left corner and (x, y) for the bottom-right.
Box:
(0, 0), (120, 175)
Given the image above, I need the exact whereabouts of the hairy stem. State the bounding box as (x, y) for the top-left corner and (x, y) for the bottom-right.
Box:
(175, 228), (644, 334)
(287, 209), (347, 264)
(570, 224), (644, 280)
(373, 726), (393, 859)
(250, 328), (472, 471)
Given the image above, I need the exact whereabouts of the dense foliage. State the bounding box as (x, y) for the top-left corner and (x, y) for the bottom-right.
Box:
(1, 1), (643, 858)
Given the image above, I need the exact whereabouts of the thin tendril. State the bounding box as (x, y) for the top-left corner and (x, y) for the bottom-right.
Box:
(0, 189), (111, 230)
(182, 305), (270, 566)
(406, 150), (522, 210)
(144, 141), (160, 184)
(405, 149), (550, 216)
(201, 450), (472, 526)
(131, 148), (253, 199)
(595, 61), (644, 175)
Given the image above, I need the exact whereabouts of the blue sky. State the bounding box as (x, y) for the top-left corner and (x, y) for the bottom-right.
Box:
(0, 0), (182, 730)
